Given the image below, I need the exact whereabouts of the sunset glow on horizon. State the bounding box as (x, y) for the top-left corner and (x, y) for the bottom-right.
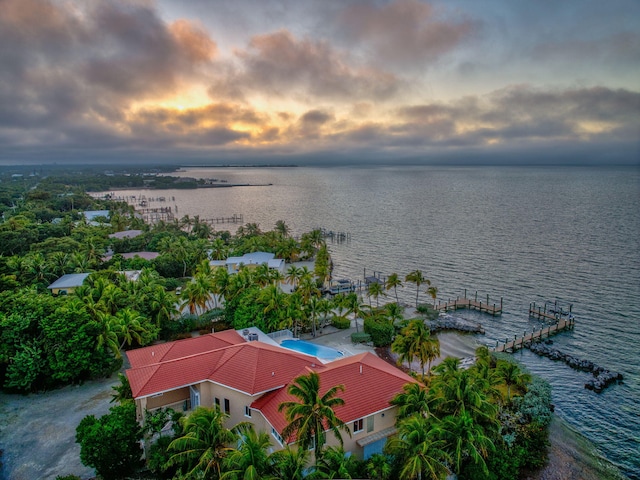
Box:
(1, 0), (638, 165)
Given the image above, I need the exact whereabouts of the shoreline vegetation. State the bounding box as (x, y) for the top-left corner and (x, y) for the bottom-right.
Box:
(0, 166), (628, 480)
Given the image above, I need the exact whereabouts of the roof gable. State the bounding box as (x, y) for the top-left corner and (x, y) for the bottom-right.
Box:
(127, 330), (246, 368)
(126, 339), (324, 398)
(252, 352), (414, 437)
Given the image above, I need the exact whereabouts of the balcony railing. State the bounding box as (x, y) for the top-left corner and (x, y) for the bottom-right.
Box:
(149, 398), (191, 413)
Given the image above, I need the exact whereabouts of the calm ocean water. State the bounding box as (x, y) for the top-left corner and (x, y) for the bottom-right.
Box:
(114, 166), (640, 478)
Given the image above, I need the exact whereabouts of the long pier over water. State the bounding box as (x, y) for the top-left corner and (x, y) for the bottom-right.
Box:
(493, 317), (575, 353)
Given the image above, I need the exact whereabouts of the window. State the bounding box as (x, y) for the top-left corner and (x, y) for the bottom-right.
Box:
(367, 416), (374, 433)
(244, 406), (252, 418)
(353, 419), (364, 433)
(214, 397), (220, 409)
(271, 427), (283, 445)
(224, 398), (230, 415)
(308, 435), (316, 451)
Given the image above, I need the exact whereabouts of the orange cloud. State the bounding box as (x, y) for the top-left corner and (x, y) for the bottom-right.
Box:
(170, 19), (217, 63)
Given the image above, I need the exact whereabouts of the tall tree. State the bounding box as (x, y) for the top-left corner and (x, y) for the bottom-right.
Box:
(405, 270), (430, 308)
(167, 406), (238, 479)
(390, 382), (432, 421)
(385, 415), (450, 480)
(441, 411), (495, 476)
(221, 423), (275, 480)
(368, 281), (385, 308)
(268, 445), (309, 480)
(278, 371), (350, 461)
(76, 402), (143, 480)
(385, 273), (403, 304)
(496, 360), (531, 404)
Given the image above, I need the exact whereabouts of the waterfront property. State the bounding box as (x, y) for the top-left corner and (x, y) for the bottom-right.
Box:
(209, 251), (286, 275)
(47, 272), (90, 295)
(125, 328), (413, 459)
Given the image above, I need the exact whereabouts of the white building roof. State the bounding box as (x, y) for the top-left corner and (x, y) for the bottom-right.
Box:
(227, 252), (276, 265)
(47, 273), (90, 290)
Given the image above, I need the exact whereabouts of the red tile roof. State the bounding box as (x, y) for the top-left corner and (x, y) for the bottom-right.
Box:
(127, 330), (246, 368)
(127, 340), (325, 398)
(251, 352), (414, 439)
(126, 331), (414, 444)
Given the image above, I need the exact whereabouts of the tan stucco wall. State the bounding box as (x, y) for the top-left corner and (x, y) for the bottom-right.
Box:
(135, 381), (400, 460)
(145, 386), (190, 411)
(199, 381), (262, 428)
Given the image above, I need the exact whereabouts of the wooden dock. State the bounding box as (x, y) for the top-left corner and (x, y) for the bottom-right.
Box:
(201, 214), (244, 225)
(493, 317), (575, 353)
(436, 290), (503, 316)
(529, 301), (573, 321)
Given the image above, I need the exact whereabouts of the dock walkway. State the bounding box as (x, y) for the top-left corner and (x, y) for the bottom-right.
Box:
(435, 290), (503, 316)
(493, 317), (575, 353)
(529, 301), (573, 321)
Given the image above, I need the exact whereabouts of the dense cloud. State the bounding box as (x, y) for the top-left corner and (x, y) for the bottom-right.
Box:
(0, 0), (638, 165)
(338, 0), (476, 69)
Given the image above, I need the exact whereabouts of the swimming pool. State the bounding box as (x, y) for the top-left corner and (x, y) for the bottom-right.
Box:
(280, 339), (344, 361)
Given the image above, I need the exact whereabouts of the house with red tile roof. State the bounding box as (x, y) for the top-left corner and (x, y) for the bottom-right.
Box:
(126, 329), (414, 459)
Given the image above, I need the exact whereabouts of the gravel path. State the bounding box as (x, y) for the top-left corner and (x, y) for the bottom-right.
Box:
(0, 375), (120, 480)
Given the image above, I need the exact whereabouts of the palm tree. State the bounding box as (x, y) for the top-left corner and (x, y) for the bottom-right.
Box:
(212, 266), (230, 307)
(385, 273), (403, 304)
(431, 367), (498, 429)
(275, 220), (290, 237)
(221, 423), (275, 480)
(285, 265), (303, 290)
(209, 238), (229, 261)
(95, 311), (121, 359)
(427, 286), (438, 307)
(315, 445), (359, 479)
(394, 319), (439, 377)
(167, 406), (238, 479)
(278, 371), (351, 460)
(496, 360), (531, 404)
(149, 285), (179, 327)
(114, 308), (150, 350)
(297, 272), (319, 304)
(390, 382), (432, 421)
(441, 411), (495, 476)
(368, 281), (385, 308)
(392, 333), (415, 374)
(385, 415), (450, 480)
(384, 302), (405, 325)
(268, 445), (309, 480)
(182, 272), (215, 315)
(365, 453), (392, 480)
(343, 292), (363, 333)
(260, 284), (285, 317)
(405, 270), (430, 308)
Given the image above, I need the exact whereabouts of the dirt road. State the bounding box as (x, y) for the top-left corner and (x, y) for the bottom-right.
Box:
(0, 375), (119, 480)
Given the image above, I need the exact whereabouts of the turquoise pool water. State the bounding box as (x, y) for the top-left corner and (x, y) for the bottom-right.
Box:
(280, 339), (344, 361)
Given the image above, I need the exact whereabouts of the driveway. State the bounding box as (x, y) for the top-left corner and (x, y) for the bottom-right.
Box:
(0, 374), (120, 480)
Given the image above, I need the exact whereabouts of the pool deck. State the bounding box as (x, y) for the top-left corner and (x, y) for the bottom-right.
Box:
(299, 320), (377, 358)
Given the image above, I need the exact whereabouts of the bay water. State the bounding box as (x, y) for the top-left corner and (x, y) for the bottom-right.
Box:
(112, 165), (639, 478)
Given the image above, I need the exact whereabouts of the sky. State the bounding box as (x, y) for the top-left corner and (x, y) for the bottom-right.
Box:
(1, 0), (639, 166)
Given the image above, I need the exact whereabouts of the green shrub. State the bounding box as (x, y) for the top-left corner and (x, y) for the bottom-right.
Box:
(416, 303), (439, 320)
(363, 317), (394, 347)
(332, 316), (351, 329)
(351, 332), (372, 344)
